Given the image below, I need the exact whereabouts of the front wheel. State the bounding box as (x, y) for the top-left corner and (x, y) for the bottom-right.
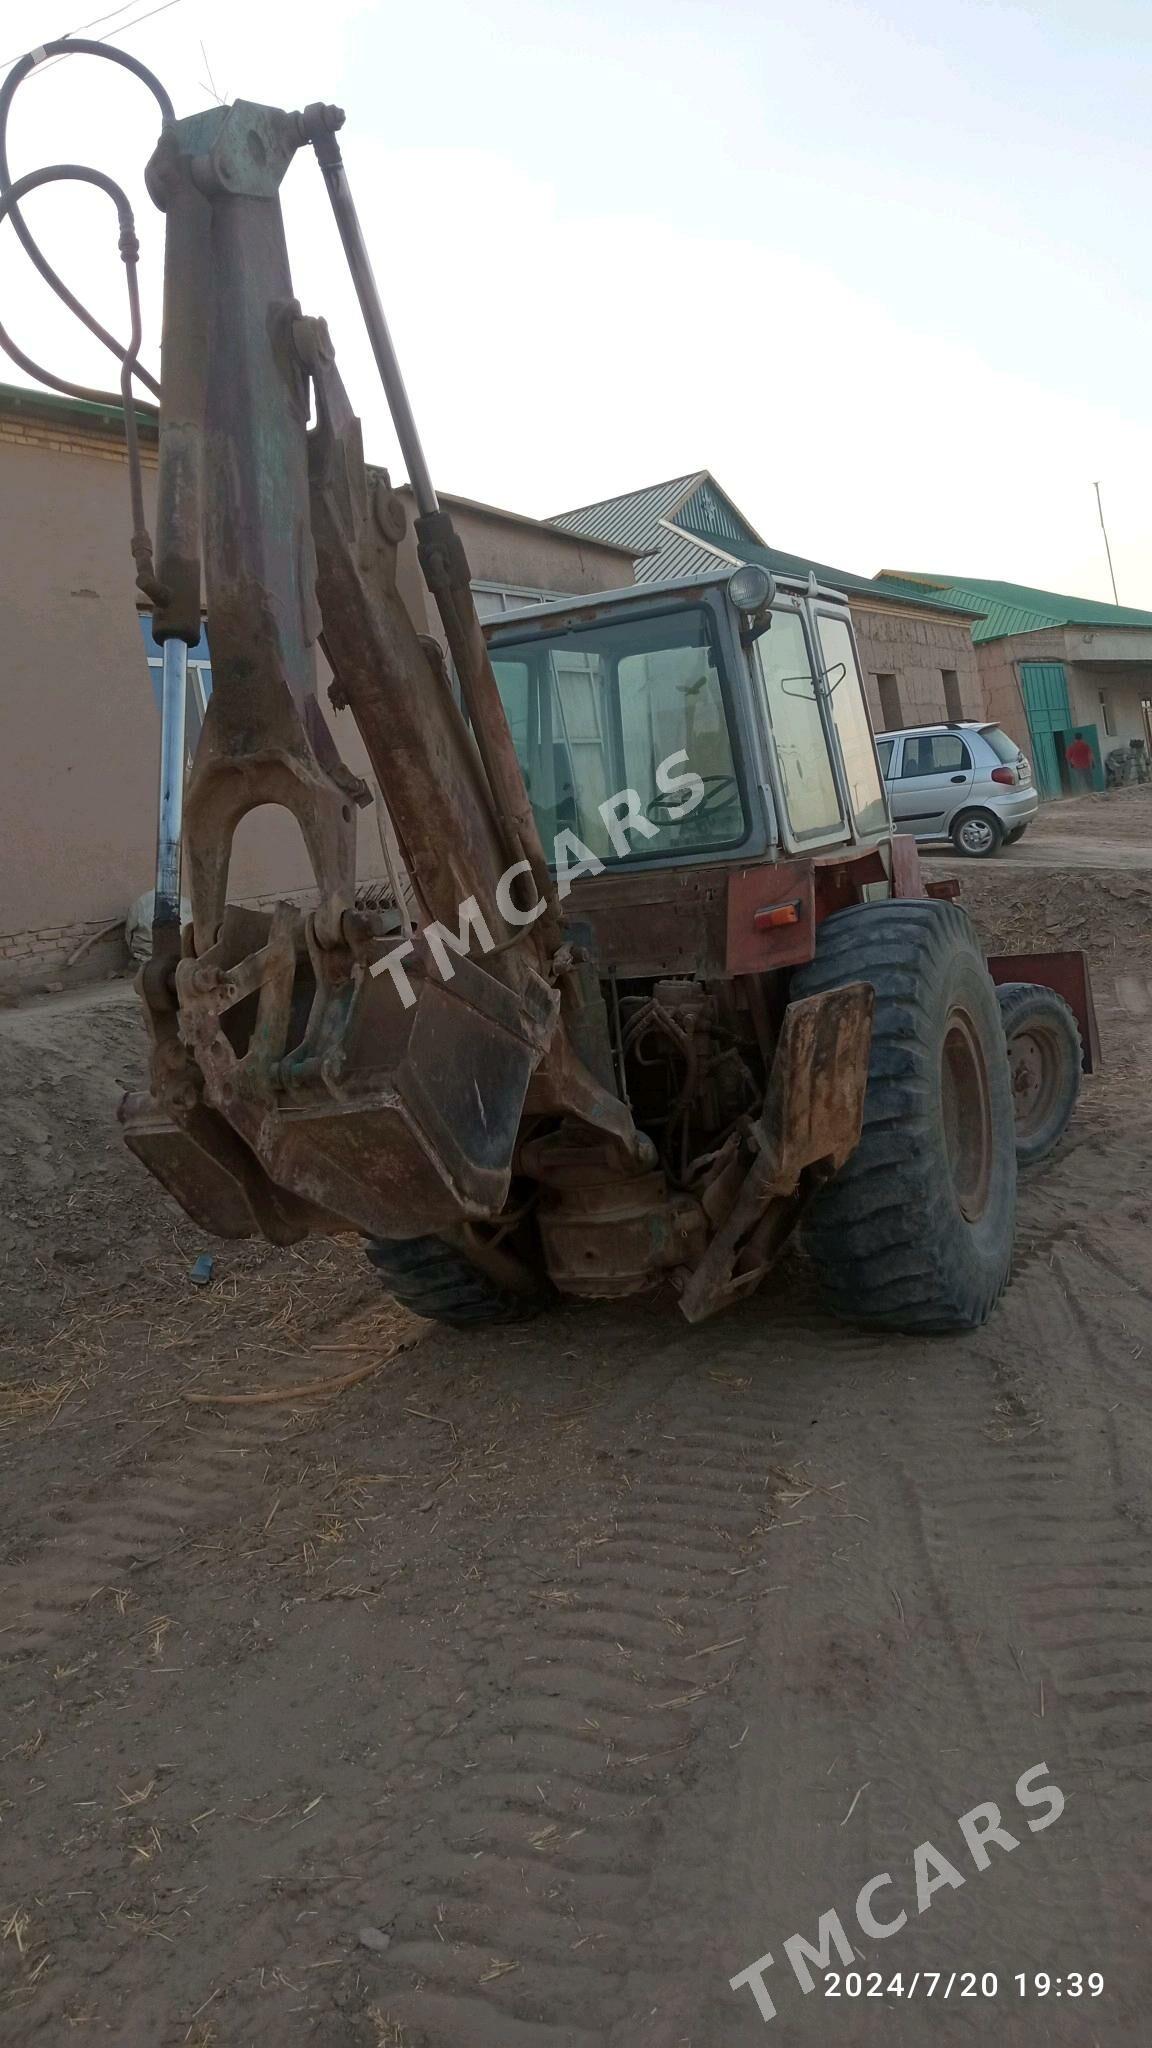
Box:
(951, 809), (1004, 858)
(790, 900), (1016, 1331)
(365, 1235), (543, 1328)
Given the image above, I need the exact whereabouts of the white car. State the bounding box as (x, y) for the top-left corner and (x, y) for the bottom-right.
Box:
(875, 722), (1039, 857)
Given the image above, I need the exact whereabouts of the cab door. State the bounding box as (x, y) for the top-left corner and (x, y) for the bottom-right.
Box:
(752, 602), (850, 851)
(811, 608), (890, 840)
(889, 730), (973, 836)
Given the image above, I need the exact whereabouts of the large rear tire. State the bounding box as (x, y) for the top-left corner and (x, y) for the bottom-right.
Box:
(365, 1236), (540, 1328)
(790, 900), (1016, 1331)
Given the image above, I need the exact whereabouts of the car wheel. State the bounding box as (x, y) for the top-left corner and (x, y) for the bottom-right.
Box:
(951, 809), (1004, 858)
(1004, 826), (1028, 845)
(996, 983), (1082, 1167)
(790, 900), (1016, 1331)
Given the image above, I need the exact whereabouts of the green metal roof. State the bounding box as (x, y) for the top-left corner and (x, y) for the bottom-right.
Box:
(0, 377), (156, 433)
(874, 571), (1152, 643)
(680, 529), (983, 620)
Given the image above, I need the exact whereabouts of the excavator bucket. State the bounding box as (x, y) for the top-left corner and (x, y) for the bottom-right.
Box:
(122, 903), (559, 1243)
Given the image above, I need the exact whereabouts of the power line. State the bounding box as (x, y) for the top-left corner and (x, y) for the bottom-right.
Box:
(1, 2), (141, 70)
(4, 0), (184, 80)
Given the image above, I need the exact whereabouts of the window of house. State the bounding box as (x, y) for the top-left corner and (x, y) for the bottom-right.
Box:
(1099, 689), (1115, 737)
(901, 733), (971, 777)
(877, 673), (903, 730)
(472, 582), (566, 619)
(942, 668), (963, 721)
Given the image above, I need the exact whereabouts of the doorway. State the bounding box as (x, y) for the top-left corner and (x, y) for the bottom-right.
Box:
(1018, 661), (1073, 799)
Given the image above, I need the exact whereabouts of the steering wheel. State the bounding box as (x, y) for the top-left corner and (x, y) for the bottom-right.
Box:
(646, 773), (737, 823)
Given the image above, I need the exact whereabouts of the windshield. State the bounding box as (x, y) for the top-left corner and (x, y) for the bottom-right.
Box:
(489, 606), (746, 863)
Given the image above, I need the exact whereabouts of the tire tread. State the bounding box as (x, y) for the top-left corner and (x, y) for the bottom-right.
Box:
(365, 1235), (536, 1328)
(791, 899), (1016, 1331)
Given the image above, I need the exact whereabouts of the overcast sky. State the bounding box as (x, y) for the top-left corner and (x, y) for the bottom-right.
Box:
(2, 0), (1150, 601)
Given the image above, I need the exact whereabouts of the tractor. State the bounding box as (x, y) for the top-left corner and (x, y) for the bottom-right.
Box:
(0, 44), (1096, 1334)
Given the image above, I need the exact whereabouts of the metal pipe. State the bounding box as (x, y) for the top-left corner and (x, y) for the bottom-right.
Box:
(303, 108), (438, 516)
(154, 636), (188, 926)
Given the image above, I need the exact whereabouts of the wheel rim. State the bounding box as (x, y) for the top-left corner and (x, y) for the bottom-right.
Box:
(959, 815), (995, 855)
(1007, 1024), (1063, 1140)
(941, 1005), (993, 1221)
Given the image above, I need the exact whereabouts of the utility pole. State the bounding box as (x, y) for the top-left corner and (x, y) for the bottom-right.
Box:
(1093, 480), (1120, 604)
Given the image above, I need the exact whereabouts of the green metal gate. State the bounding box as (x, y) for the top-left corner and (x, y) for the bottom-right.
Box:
(1018, 661), (1072, 799)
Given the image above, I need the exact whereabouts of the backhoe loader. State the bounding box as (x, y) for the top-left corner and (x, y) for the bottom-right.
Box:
(0, 48), (1097, 1332)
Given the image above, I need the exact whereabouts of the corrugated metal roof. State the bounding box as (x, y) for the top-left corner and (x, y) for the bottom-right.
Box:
(551, 472), (756, 584)
(874, 572), (1152, 643)
(653, 524), (740, 580)
(551, 473), (704, 549)
(552, 476), (979, 620)
(678, 527), (985, 621)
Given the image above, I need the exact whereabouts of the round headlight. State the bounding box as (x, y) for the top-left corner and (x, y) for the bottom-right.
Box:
(727, 563), (776, 613)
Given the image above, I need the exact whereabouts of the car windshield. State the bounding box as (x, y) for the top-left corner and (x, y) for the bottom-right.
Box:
(980, 725), (1022, 763)
(489, 606), (746, 863)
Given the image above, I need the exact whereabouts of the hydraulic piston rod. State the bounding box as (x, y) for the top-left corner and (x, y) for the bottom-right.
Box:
(299, 102), (564, 946)
(301, 104), (439, 519)
(154, 636), (187, 930)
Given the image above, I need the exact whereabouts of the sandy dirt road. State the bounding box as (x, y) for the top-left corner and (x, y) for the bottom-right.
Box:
(3, 800), (1152, 2046)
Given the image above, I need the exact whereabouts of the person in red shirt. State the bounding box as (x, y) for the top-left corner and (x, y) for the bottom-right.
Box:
(1065, 734), (1093, 790)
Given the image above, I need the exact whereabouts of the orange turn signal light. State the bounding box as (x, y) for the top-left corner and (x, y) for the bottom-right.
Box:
(753, 900), (801, 931)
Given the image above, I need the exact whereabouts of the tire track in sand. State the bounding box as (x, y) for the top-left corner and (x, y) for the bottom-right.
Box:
(350, 1330), (810, 2048)
(0, 1408), (288, 1660)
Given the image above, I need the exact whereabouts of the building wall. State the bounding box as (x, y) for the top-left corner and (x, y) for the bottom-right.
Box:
(972, 630), (1054, 758)
(1067, 665), (1152, 751)
(974, 626), (1152, 778)
(392, 487), (633, 636)
(0, 403), (634, 989)
(848, 602), (984, 731)
(0, 414), (394, 985)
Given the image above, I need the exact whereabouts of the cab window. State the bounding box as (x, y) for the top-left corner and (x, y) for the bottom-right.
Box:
(815, 614), (888, 836)
(754, 610), (844, 841)
(489, 607), (746, 862)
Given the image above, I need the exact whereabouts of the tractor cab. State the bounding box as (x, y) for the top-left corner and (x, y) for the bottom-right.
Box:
(484, 567), (891, 873)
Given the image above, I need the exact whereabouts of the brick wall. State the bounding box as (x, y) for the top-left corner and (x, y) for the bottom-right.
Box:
(0, 888), (326, 996)
(0, 414), (158, 466)
(848, 602), (984, 730)
(973, 631), (1053, 759)
(0, 916), (129, 994)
